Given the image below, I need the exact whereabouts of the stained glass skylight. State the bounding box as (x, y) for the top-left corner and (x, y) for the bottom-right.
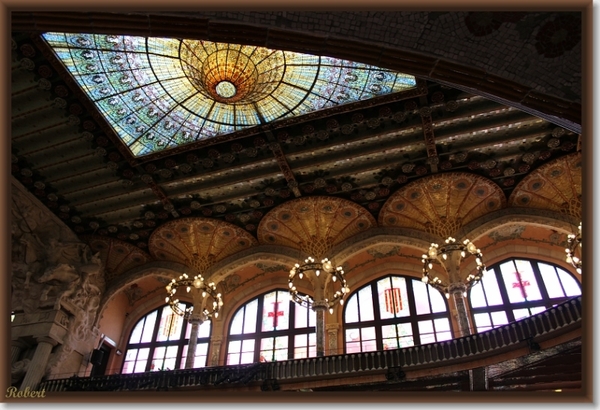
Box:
(42, 32), (417, 158)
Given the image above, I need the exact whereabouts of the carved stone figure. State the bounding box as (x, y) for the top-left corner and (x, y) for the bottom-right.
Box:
(48, 238), (90, 266)
(11, 359), (30, 385)
(45, 253), (106, 377)
(12, 179), (108, 380)
(38, 263), (81, 309)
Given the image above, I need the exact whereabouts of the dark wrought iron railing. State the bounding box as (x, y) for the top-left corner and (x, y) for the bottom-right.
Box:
(39, 296), (582, 392)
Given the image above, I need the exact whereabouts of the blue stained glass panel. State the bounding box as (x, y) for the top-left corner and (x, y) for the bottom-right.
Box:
(43, 33), (417, 157)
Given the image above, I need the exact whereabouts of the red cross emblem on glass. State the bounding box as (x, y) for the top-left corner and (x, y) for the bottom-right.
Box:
(268, 301), (284, 328)
(512, 271), (530, 299)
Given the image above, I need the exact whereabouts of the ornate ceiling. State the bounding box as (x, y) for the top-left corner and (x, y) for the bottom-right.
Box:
(81, 236), (152, 283)
(257, 196), (376, 258)
(10, 12), (582, 286)
(508, 152), (582, 219)
(379, 172), (506, 238)
(148, 218), (257, 273)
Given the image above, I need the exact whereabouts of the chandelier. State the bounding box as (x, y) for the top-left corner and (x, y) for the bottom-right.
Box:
(565, 222), (582, 274)
(288, 257), (350, 314)
(165, 273), (223, 321)
(421, 237), (486, 298)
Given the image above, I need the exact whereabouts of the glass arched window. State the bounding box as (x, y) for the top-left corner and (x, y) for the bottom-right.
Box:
(469, 258), (582, 333)
(226, 289), (316, 364)
(122, 303), (211, 373)
(344, 275), (452, 353)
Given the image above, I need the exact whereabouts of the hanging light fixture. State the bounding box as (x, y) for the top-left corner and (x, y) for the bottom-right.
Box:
(288, 257), (350, 314)
(565, 222), (582, 274)
(421, 237), (486, 298)
(165, 273), (223, 321)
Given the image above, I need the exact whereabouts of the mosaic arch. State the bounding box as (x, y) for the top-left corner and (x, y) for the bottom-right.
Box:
(460, 211), (580, 243)
(81, 236), (153, 284)
(42, 33), (417, 157)
(379, 172), (506, 239)
(257, 196), (376, 258)
(148, 217), (258, 274)
(508, 152), (582, 219)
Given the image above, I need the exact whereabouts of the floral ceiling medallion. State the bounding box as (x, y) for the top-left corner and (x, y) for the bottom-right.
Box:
(42, 33), (417, 157)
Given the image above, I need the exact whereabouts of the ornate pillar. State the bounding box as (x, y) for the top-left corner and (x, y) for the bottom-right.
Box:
(20, 336), (58, 390)
(449, 282), (471, 337)
(470, 367), (488, 391)
(326, 323), (340, 355)
(185, 318), (202, 369)
(288, 255), (348, 359)
(422, 237), (484, 338)
(210, 335), (223, 366)
(312, 301), (328, 357)
(11, 340), (28, 365)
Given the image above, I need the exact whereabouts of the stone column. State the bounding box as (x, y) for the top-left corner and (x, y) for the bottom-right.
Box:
(326, 323), (340, 355)
(185, 318), (202, 369)
(449, 282), (471, 337)
(210, 335), (223, 366)
(312, 301), (328, 357)
(20, 337), (58, 390)
(11, 340), (28, 365)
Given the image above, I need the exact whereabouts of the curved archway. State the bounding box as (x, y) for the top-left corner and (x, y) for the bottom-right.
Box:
(120, 302), (213, 373)
(225, 289), (317, 364)
(468, 257), (581, 333)
(343, 274), (453, 353)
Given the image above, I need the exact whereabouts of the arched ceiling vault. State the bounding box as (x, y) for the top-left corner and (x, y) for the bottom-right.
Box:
(257, 196), (376, 258)
(508, 152), (582, 220)
(379, 172), (506, 239)
(147, 217), (258, 274)
(459, 208), (581, 243)
(81, 236), (153, 284)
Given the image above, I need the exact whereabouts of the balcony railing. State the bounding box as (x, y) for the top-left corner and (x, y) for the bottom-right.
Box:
(39, 296), (582, 392)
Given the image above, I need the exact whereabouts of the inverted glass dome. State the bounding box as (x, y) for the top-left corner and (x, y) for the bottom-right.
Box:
(43, 33), (417, 157)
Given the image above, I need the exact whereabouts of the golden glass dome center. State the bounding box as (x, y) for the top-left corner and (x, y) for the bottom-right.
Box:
(215, 81), (237, 98)
(180, 42), (285, 104)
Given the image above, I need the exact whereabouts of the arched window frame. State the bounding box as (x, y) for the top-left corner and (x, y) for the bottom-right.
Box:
(225, 289), (317, 364)
(468, 257), (582, 333)
(343, 274), (453, 353)
(121, 302), (212, 373)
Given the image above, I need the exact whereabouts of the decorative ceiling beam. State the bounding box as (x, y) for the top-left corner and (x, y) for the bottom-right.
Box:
(144, 177), (179, 218)
(419, 96), (439, 174)
(261, 127), (302, 198)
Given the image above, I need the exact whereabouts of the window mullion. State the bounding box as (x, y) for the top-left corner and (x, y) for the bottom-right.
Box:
(145, 306), (164, 372)
(255, 294), (264, 363)
(496, 264), (517, 323)
(405, 278), (421, 346)
(530, 258), (552, 302)
(371, 282), (384, 351)
(288, 300), (297, 360)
